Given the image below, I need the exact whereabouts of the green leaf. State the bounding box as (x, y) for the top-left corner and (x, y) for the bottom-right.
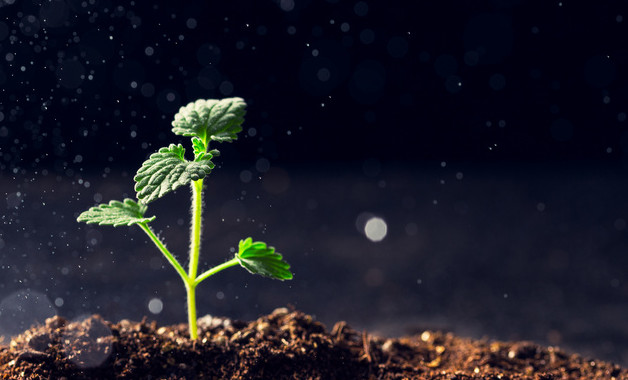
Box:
(134, 144), (214, 204)
(171, 97), (246, 144)
(77, 198), (155, 227)
(191, 137), (213, 162)
(192, 137), (206, 157)
(236, 237), (293, 280)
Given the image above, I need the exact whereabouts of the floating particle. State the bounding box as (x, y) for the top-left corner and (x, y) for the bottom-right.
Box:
(40, 0), (70, 28)
(279, 0), (295, 11)
(141, 83), (155, 97)
(240, 170), (252, 183)
(364, 217), (387, 242)
(255, 158), (270, 173)
(56, 60), (86, 89)
(148, 298), (163, 314)
(354, 1), (368, 16)
(445, 76), (462, 93)
(317, 67), (331, 82)
(219, 81), (234, 95)
(19, 15), (40, 36)
(196, 44), (222, 66)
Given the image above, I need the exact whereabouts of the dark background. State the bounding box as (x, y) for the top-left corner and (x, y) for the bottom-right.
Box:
(1, 0), (627, 171)
(2, 0), (628, 368)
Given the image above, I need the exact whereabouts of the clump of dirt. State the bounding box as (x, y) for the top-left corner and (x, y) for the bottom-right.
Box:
(0, 307), (624, 379)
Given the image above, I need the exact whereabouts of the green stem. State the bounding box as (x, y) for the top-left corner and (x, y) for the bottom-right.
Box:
(194, 257), (239, 286)
(189, 179), (204, 279)
(186, 178), (204, 339)
(139, 178), (241, 340)
(186, 283), (197, 340)
(138, 223), (188, 284)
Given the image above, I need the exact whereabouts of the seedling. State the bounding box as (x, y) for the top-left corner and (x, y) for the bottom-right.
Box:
(77, 97), (292, 340)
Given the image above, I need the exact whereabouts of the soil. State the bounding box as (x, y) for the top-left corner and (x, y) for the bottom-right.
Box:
(0, 308), (625, 380)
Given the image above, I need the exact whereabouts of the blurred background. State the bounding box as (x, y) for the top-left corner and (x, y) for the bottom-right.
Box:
(1, 0), (628, 366)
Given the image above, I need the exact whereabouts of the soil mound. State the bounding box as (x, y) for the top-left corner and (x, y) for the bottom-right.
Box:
(0, 308), (624, 379)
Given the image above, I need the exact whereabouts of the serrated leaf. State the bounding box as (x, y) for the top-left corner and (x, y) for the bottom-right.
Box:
(236, 237), (293, 280)
(77, 198), (155, 227)
(192, 137), (206, 158)
(134, 144), (214, 204)
(171, 97), (246, 143)
(192, 137), (213, 162)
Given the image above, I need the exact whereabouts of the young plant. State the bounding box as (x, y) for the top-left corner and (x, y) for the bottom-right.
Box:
(77, 97), (292, 340)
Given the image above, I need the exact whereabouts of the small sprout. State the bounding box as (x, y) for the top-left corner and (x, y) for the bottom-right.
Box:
(77, 97), (292, 340)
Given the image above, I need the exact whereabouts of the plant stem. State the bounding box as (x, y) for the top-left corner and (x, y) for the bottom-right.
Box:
(187, 178), (205, 339)
(194, 257), (239, 286)
(138, 222), (188, 284)
(140, 179), (241, 340)
(189, 179), (204, 279)
(186, 282), (197, 340)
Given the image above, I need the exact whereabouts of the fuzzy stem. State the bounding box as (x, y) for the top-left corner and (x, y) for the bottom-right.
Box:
(194, 257), (240, 286)
(186, 178), (205, 340)
(186, 283), (197, 340)
(189, 179), (204, 279)
(138, 223), (188, 284)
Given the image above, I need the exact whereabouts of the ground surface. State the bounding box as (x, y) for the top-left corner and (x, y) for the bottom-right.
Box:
(0, 308), (625, 379)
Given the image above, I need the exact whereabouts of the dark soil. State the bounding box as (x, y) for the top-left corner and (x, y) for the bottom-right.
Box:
(0, 308), (625, 380)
